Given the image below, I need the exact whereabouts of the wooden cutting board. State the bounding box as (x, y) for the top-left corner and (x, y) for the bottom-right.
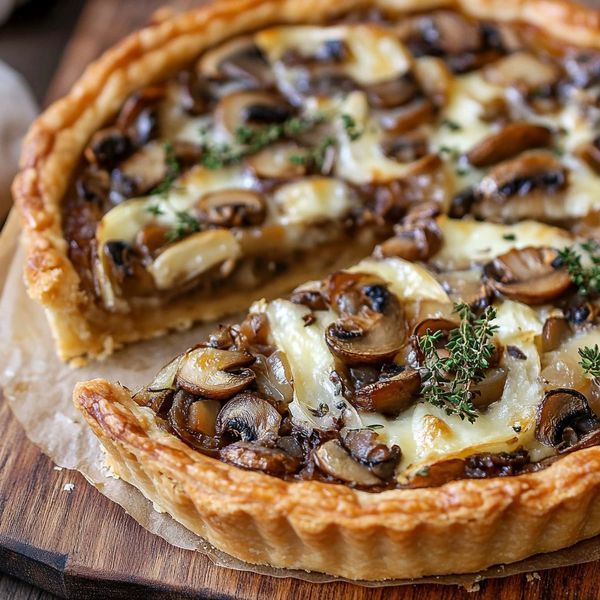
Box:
(1, 1), (600, 598)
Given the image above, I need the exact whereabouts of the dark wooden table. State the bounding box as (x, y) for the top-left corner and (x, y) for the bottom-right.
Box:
(1, 1), (600, 598)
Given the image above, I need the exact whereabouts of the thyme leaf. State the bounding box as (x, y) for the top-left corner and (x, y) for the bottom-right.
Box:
(579, 344), (600, 378)
(165, 211), (201, 242)
(557, 240), (600, 296)
(151, 143), (181, 197)
(418, 303), (499, 423)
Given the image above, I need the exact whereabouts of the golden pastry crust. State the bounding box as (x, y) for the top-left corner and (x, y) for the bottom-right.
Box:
(13, 0), (600, 362)
(74, 378), (600, 580)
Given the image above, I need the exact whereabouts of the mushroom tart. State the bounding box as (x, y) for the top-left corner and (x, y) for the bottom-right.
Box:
(14, 0), (600, 582)
(14, 0), (600, 362)
(76, 214), (600, 580)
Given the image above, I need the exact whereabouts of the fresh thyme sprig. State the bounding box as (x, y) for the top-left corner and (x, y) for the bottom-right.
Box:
(418, 303), (499, 423)
(151, 142), (181, 197)
(200, 115), (323, 170)
(341, 113), (363, 141)
(165, 211), (202, 242)
(579, 344), (600, 378)
(556, 240), (600, 297)
(289, 135), (336, 172)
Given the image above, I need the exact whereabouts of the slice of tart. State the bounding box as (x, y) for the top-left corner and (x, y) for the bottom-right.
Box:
(75, 216), (600, 579)
(14, 0), (600, 361)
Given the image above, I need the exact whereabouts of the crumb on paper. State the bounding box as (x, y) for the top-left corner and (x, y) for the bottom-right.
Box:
(53, 466), (63, 471)
(63, 483), (75, 492)
(463, 582), (481, 593)
(526, 572), (541, 583)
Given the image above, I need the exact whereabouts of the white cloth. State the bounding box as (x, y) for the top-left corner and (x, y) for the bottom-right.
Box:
(0, 61), (38, 221)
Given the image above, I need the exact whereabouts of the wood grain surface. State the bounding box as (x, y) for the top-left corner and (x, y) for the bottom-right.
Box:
(1, 1), (600, 598)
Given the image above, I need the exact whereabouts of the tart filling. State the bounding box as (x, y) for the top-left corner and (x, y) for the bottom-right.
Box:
(130, 217), (600, 489)
(63, 9), (600, 323)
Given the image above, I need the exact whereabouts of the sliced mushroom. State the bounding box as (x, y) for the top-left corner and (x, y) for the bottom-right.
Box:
(471, 367), (507, 409)
(413, 56), (452, 107)
(85, 128), (133, 169)
(380, 130), (429, 162)
(483, 51), (560, 94)
(216, 91), (293, 137)
(354, 366), (420, 414)
(220, 441), (300, 475)
(342, 429), (401, 480)
(168, 391), (220, 455)
(198, 36), (274, 88)
(196, 189), (266, 228)
(374, 219), (442, 262)
(535, 388), (600, 448)
(407, 458), (466, 488)
(437, 269), (492, 310)
(576, 136), (600, 175)
(483, 246), (572, 305)
(117, 85), (165, 147)
(412, 317), (458, 339)
(76, 168), (110, 204)
(477, 152), (568, 203)
(136, 224), (170, 256)
(133, 355), (180, 414)
(565, 298), (596, 327)
(366, 74), (419, 109)
(113, 142), (168, 196)
(290, 281), (327, 311)
(379, 98), (435, 135)
(215, 392), (281, 442)
(541, 315), (571, 353)
(246, 142), (308, 179)
(314, 439), (382, 486)
(176, 346), (255, 399)
(188, 399), (221, 436)
(103, 240), (156, 296)
(323, 273), (406, 365)
(178, 71), (213, 115)
(466, 122), (553, 168)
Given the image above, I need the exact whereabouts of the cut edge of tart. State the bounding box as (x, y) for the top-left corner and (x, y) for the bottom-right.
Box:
(13, 0), (600, 362)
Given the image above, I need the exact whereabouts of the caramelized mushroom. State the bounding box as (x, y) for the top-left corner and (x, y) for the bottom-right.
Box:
(199, 36), (274, 88)
(541, 315), (571, 353)
(215, 392), (281, 442)
(176, 346), (255, 399)
(85, 128), (133, 169)
(342, 429), (401, 480)
(290, 281), (327, 311)
(466, 122), (553, 168)
(354, 366), (420, 414)
(314, 439), (382, 486)
(220, 441), (300, 475)
(366, 74), (419, 109)
(323, 273), (406, 365)
(114, 142), (168, 197)
(374, 219), (442, 262)
(216, 91), (293, 137)
(188, 399), (221, 436)
(483, 246), (572, 304)
(133, 355), (181, 414)
(178, 71), (212, 115)
(76, 168), (110, 204)
(413, 56), (452, 107)
(196, 189), (266, 228)
(576, 136), (600, 175)
(117, 85), (165, 147)
(535, 388), (600, 448)
(477, 152), (568, 203)
(380, 130), (429, 162)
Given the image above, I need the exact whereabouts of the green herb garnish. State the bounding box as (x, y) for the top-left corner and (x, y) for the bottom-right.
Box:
(151, 142), (180, 197)
(418, 303), (499, 423)
(289, 136), (336, 172)
(165, 211), (201, 242)
(442, 118), (462, 131)
(146, 204), (163, 216)
(341, 113), (363, 141)
(502, 233), (517, 241)
(557, 240), (600, 296)
(579, 344), (600, 378)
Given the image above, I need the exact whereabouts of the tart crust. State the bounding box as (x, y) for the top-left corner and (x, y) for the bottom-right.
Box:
(75, 378), (600, 580)
(12, 0), (600, 362)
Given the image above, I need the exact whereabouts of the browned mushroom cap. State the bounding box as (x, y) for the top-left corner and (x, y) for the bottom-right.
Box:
(85, 128), (133, 169)
(576, 136), (600, 175)
(216, 91), (293, 137)
(406, 458), (466, 488)
(168, 391), (220, 455)
(541, 315), (571, 353)
(323, 273), (406, 365)
(366, 74), (420, 109)
(471, 367), (507, 409)
(176, 346), (255, 399)
(114, 142), (168, 197)
(342, 429), (401, 480)
(196, 189), (266, 228)
(374, 219), (442, 262)
(483, 51), (560, 94)
(477, 152), (568, 203)
(535, 388), (600, 448)
(133, 355), (181, 414)
(412, 317), (458, 339)
(466, 122), (553, 168)
(413, 56), (452, 107)
(215, 392), (281, 443)
(246, 142), (308, 179)
(198, 36), (274, 88)
(380, 130), (429, 163)
(178, 71), (213, 116)
(117, 85), (166, 147)
(354, 366), (420, 414)
(290, 281), (328, 311)
(379, 98), (435, 136)
(314, 439), (383, 486)
(220, 441), (300, 475)
(483, 247), (572, 305)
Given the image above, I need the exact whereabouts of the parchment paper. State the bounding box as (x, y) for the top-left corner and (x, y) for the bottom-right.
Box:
(3, 211), (600, 589)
